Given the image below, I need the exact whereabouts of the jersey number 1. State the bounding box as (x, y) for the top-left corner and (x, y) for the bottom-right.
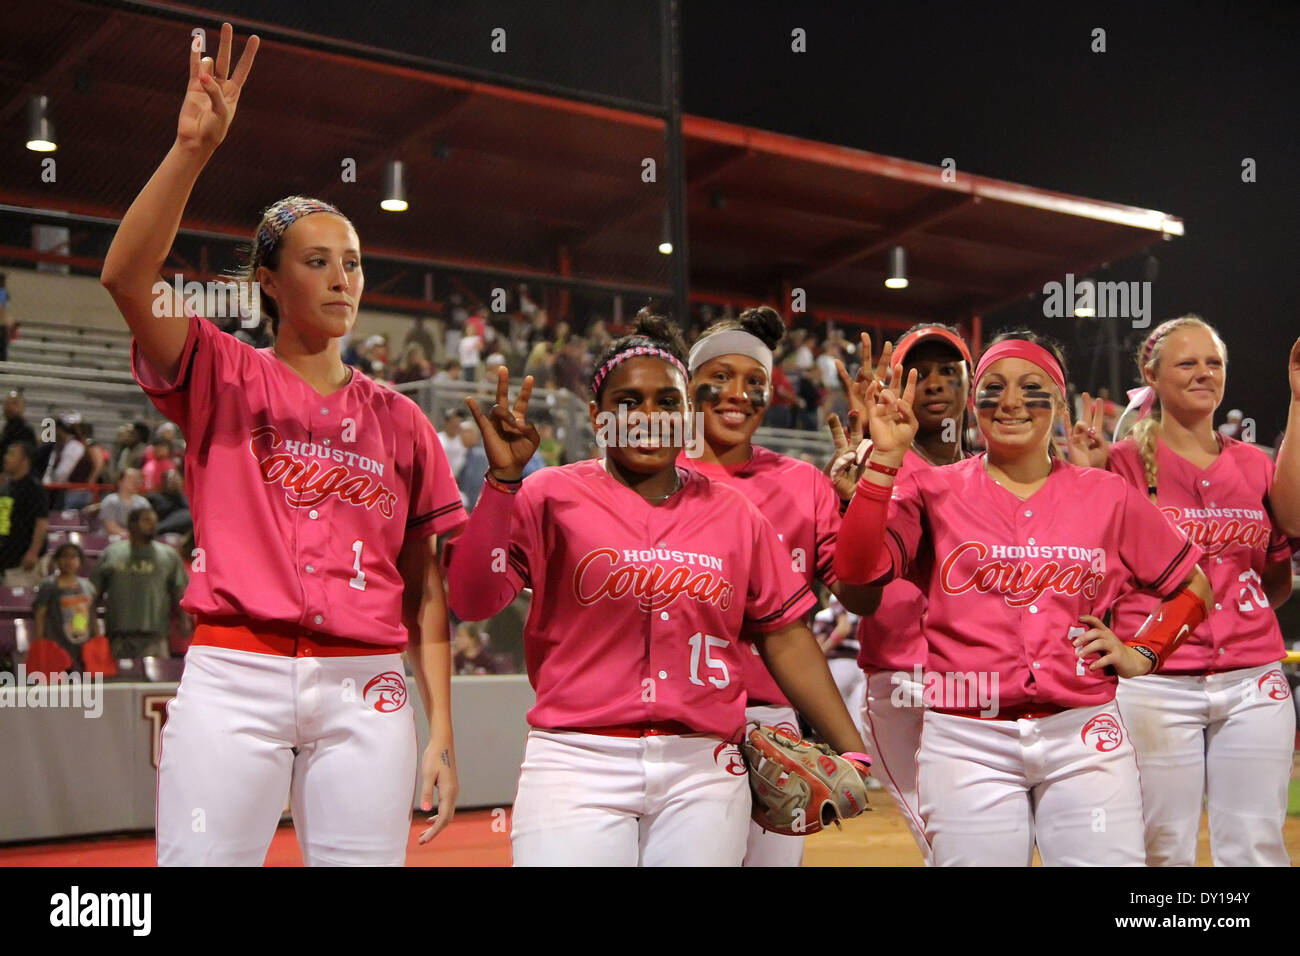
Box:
(688, 632), (730, 689)
(349, 539), (367, 591)
(1068, 625), (1086, 677)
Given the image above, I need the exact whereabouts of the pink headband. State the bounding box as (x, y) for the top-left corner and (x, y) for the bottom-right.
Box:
(973, 340), (1067, 398)
(591, 345), (688, 395)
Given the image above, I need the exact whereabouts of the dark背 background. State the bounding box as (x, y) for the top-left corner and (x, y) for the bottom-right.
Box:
(74, 0), (1300, 435)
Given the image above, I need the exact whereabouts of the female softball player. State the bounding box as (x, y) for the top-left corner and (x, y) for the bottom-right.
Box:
(835, 330), (1214, 866)
(100, 24), (465, 865)
(678, 305), (876, 867)
(834, 323), (973, 864)
(1102, 317), (1298, 865)
(446, 312), (869, 867)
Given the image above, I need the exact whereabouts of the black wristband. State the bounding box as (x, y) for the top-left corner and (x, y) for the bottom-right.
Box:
(1127, 643), (1159, 669)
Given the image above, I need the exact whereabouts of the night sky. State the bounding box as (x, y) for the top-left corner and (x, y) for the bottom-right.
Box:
(681, 0), (1299, 440)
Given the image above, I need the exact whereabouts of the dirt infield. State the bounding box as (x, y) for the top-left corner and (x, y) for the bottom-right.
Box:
(803, 791), (1300, 866)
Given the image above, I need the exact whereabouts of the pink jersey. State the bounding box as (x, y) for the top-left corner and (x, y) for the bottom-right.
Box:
(1108, 437), (1292, 673)
(857, 447), (932, 673)
(131, 305), (466, 646)
(679, 445), (841, 707)
(873, 455), (1203, 710)
(502, 459), (817, 740)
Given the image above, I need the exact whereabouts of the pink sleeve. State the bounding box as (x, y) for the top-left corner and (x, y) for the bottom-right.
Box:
(406, 406), (467, 540)
(445, 482), (533, 621)
(834, 472), (924, 585)
(1106, 441), (1146, 490)
(812, 469), (843, 587)
(1116, 480), (1203, 596)
(130, 302), (239, 436)
(743, 508), (817, 636)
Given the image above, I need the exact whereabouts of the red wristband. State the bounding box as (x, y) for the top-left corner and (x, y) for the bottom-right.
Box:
(1125, 584), (1208, 669)
(864, 459), (900, 477)
(484, 469), (523, 495)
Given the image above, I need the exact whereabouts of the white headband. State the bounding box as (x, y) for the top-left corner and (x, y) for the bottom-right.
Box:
(688, 330), (774, 376)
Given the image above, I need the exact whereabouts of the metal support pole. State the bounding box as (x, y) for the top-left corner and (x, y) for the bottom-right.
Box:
(660, 0), (689, 326)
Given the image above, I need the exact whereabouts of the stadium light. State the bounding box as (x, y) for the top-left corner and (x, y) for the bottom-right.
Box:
(381, 160), (408, 212)
(26, 96), (56, 152)
(885, 245), (908, 289)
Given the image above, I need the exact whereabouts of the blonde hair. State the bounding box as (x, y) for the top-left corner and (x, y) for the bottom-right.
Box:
(1131, 315), (1228, 500)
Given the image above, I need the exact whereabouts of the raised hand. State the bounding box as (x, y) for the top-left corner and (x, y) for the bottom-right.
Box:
(825, 410), (866, 499)
(177, 23), (259, 157)
(1065, 391), (1110, 468)
(836, 331), (895, 426)
(464, 366), (540, 481)
(864, 368), (919, 460)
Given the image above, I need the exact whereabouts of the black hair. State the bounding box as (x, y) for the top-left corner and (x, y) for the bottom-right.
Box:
(127, 507), (157, 530)
(591, 306), (688, 403)
(132, 422), (151, 444)
(7, 440), (34, 463)
(695, 305), (786, 353)
(54, 541), (84, 562)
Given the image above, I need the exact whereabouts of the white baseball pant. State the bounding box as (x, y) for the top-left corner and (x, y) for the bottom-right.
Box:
(829, 658), (867, 737)
(918, 701), (1146, 866)
(510, 728), (751, 866)
(860, 669), (930, 863)
(742, 703), (806, 867)
(1117, 662), (1294, 867)
(156, 645), (417, 866)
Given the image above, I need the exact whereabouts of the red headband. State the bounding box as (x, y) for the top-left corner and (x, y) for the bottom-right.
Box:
(973, 340), (1067, 397)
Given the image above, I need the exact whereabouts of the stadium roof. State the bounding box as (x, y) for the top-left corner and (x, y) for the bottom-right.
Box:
(1, 0), (1183, 334)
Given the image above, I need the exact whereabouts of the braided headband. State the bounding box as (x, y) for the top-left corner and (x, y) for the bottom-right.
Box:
(688, 329), (773, 376)
(257, 197), (346, 258)
(973, 340), (1067, 398)
(591, 345), (688, 395)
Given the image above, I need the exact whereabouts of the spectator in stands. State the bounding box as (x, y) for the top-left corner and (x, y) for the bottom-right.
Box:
(1218, 408), (1245, 441)
(452, 621), (499, 675)
(789, 329), (815, 372)
(795, 364), (826, 430)
(109, 422), (150, 482)
(91, 507), (187, 660)
(536, 414), (564, 468)
(0, 441), (47, 587)
(765, 360), (799, 429)
(432, 360), (462, 385)
(1, 389), (36, 457)
(456, 421), (489, 509)
(42, 416), (92, 510)
(141, 437), (180, 494)
(97, 467), (150, 536)
(32, 542), (98, 671)
(483, 346), (509, 380)
(439, 410), (467, 479)
(366, 334), (390, 378)
(524, 338), (554, 383)
(148, 468), (192, 538)
(552, 336), (590, 396)
(392, 342), (433, 384)
(458, 326), (483, 382)
(404, 316), (439, 365)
